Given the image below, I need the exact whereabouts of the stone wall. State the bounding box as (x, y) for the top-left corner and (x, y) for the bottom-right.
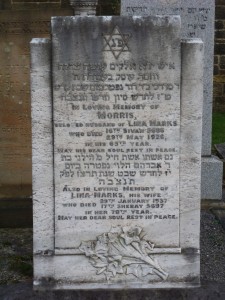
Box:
(0, 1), (73, 198)
(214, 0), (225, 112)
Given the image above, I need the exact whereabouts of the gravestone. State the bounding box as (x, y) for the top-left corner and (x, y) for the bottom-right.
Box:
(121, 0), (223, 200)
(31, 16), (203, 289)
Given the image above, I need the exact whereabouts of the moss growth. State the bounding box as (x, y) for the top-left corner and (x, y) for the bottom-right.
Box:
(2, 240), (12, 247)
(9, 255), (33, 277)
(212, 112), (225, 146)
(111, 0), (120, 15)
(97, 0), (120, 15)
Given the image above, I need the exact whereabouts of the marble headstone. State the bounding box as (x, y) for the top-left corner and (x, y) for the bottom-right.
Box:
(121, 0), (223, 200)
(31, 16), (203, 289)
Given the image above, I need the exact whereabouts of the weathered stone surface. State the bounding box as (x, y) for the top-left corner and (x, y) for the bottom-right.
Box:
(121, 0), (214, 156)
(121, 0), (223, 201)
(180, 39), (203, 248)
(31, 16), (203, 289)
(30, 38), (54, 254)
(53, 16), (181, 251)
(201, 156), (223, 200)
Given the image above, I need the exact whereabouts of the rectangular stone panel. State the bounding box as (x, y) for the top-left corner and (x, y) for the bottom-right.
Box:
(52, 16), (181, 251)
(121, 0), (214, 156)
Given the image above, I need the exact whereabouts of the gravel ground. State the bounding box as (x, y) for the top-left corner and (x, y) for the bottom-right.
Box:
(201, 210), (225, 282)
(0, 228), (32, 285)
(0, 210), (225, 299)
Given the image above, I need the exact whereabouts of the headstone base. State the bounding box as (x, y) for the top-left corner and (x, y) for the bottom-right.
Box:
(201, 156), (223, 200)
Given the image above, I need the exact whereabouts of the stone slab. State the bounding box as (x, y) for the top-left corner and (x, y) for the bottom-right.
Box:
(53, 16), (181, 250)
(121, 0), (214, 156)
(31, 16), (203, 289)
(201, 156), (223, 200)
(215, 143), (225, 159)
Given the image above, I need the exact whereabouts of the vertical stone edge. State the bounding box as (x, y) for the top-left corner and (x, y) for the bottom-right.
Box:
(180, 40), (203, 256)
(202, 0), (222, 196)
(202, 0), (215, 156)
(30, 38), (54, 283)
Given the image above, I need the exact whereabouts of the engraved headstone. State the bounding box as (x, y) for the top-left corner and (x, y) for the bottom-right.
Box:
(121, 0), (223, 200)
(31, 16), (203, 289)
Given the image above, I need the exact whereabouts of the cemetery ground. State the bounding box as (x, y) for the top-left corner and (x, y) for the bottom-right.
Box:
(0, 202), (225, 299)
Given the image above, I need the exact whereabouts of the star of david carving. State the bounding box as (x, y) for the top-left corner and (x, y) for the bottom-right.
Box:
(103, 26), (130, 59)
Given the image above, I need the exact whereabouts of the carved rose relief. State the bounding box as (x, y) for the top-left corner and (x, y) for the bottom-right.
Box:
(79, 226), (168, 281)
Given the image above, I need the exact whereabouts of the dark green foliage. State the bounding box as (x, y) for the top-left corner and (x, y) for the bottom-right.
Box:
(9, 255), (33, 277)
(212, 112), (225, 146)
(2, 240), (12, 247)
(97, 0), (120, 15)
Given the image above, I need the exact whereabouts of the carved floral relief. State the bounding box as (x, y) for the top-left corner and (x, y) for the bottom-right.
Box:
(79, 225), (168, 281)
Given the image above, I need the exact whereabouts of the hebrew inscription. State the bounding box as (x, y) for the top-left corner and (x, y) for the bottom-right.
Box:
(52, 17), (181, 250)
(121, 0), (214, 156)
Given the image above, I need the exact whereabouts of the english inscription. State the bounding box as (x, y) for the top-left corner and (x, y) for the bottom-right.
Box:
(52, 17), (181, 250)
